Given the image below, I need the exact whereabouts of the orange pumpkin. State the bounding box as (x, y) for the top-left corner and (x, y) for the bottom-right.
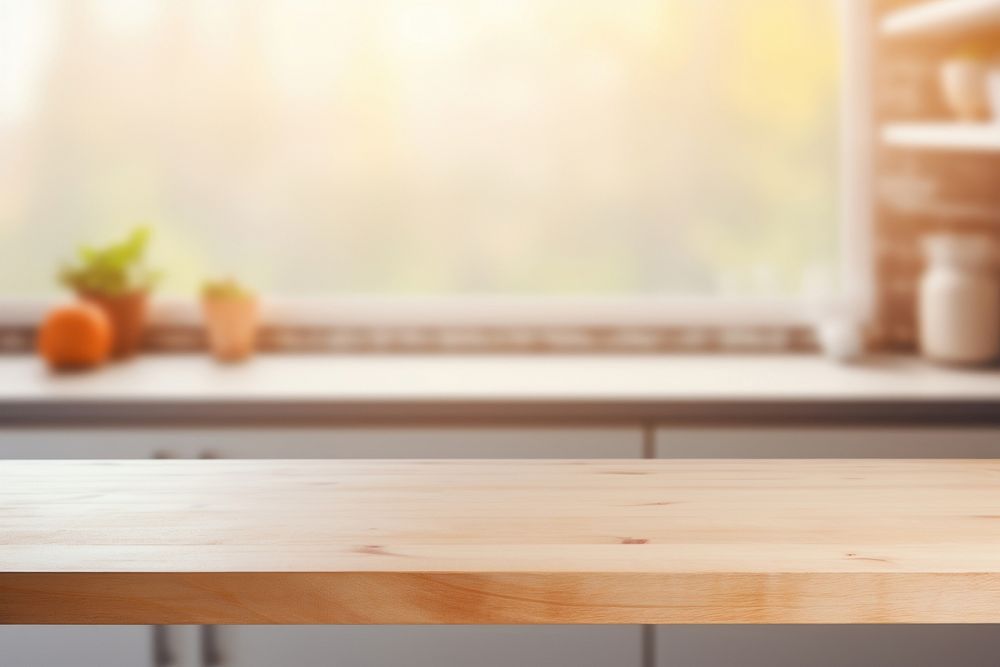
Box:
(38, 302), (112, 370)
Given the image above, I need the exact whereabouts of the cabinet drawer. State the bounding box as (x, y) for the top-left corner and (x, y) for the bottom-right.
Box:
(216, 626), (641, 667)
(0, 428), (641, 460)
(0, 626), (154, 667)
(179, 428), (643, 460)
(656, 428), (1000, 458)
(0, 430), (174, 459)
(656, 626), (999, 667)
(653, 431), (1000, 665)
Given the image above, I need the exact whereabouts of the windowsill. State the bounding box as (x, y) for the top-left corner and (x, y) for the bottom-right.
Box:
(1, 353), (1000, 426)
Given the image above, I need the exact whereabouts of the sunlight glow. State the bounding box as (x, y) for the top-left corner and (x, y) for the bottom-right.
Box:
(0, 0), (840, 298)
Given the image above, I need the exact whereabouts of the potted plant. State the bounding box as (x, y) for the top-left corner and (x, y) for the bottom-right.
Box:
(202, 277), (258, 363)
(60, 226), (160, 359)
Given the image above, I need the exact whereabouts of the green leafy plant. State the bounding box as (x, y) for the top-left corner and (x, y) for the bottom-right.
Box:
(60, 226), (161, 296)
(202, 277), (255, 301)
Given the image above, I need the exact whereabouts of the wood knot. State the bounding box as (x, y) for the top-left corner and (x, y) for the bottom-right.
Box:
(845, 552), (891, 564)
(356, 544), (388, 555)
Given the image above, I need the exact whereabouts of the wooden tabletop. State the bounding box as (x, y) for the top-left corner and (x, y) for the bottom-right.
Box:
(3, 459), (1000, 625)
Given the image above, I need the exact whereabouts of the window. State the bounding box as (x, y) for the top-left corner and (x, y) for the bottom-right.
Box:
(0, 0), (868, 327)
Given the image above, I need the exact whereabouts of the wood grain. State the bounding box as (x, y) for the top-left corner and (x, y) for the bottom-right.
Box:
(3, 459), (1000, 624)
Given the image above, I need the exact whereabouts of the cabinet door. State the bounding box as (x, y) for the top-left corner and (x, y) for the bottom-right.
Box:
(212, 626), (641, 667)
(655, 427), (1000, 458)
(196, 428), (642, 667)
(654, 427), (1000, 667)
(0, 429), (191, 460)
(0, 431), (198, 667)
(0, 626), (155, 667)
(183, 427), (643, 460)
(656, 626), (999, 667)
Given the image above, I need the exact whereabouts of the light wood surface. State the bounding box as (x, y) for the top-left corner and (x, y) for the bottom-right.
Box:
(882, 123), (1000, 154)
(3, 459), (1000, 624)
(4, 354), (1000, 426)
(881, 0), (1000, 37)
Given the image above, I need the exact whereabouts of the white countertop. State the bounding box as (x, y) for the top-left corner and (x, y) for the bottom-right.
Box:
(2, 353), (1000, 425)
(4, 353), (1000, 401)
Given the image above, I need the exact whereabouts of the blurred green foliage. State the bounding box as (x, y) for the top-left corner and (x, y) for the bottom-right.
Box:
(60, 226), (160, 296)
(202, 277), (254, 301)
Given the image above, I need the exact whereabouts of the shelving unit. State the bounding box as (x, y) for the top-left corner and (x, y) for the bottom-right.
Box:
(881, 0), (1000, 38)
(879, 1), (1000, 154)
(882, 122), (1000, 152)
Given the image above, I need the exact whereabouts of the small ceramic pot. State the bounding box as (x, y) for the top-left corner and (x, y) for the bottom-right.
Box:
(203, 296), (258, 363)
(941, 58), (990, 122)
(816, 317), (865, 364)
(79, 291), (148, 359)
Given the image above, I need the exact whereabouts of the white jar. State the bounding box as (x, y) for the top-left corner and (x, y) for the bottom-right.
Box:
(919, 233), (1000, 365)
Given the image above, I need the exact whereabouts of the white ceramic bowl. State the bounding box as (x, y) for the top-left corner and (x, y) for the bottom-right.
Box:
(941, 59), (989, 121)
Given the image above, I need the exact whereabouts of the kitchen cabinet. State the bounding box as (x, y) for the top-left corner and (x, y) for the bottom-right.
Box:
(0, 429), (177, 459)
(655, 626), (999, 667)
(181, 427), (643, 460)
(0, 426), (640, 460)
(211, 626), (641, 667)
(10, 424), (1000, 666)
(654, 427), (1000, 667)
(0, 626), (157, 667)
(197, 427), (642, 667)
(0, 432), (197, 667)
(655, 427), (1000, 458)
(0, 427), (641, 667)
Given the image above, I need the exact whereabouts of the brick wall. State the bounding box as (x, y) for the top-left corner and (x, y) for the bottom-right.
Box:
(872, 0), (1000, 350)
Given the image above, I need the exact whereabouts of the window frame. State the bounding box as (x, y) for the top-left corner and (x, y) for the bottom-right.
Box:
(0, 0), (872, 334)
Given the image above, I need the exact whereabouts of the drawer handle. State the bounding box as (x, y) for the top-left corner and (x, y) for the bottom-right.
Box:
(152, 626), (174, 667)
(201, 624), (223, 666)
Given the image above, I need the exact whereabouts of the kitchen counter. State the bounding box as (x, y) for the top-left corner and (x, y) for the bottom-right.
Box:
(4, 458), (1000, 625)
(2, 354), (1000, 426)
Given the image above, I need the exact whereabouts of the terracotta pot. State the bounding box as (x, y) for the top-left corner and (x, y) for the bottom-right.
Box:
(203, 297), (258, 362)
(79, 291), (149, 359)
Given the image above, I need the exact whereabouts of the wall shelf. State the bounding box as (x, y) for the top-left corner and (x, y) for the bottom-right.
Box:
(881, 0), (1000, 38)
(882, 122), (1000, 152)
